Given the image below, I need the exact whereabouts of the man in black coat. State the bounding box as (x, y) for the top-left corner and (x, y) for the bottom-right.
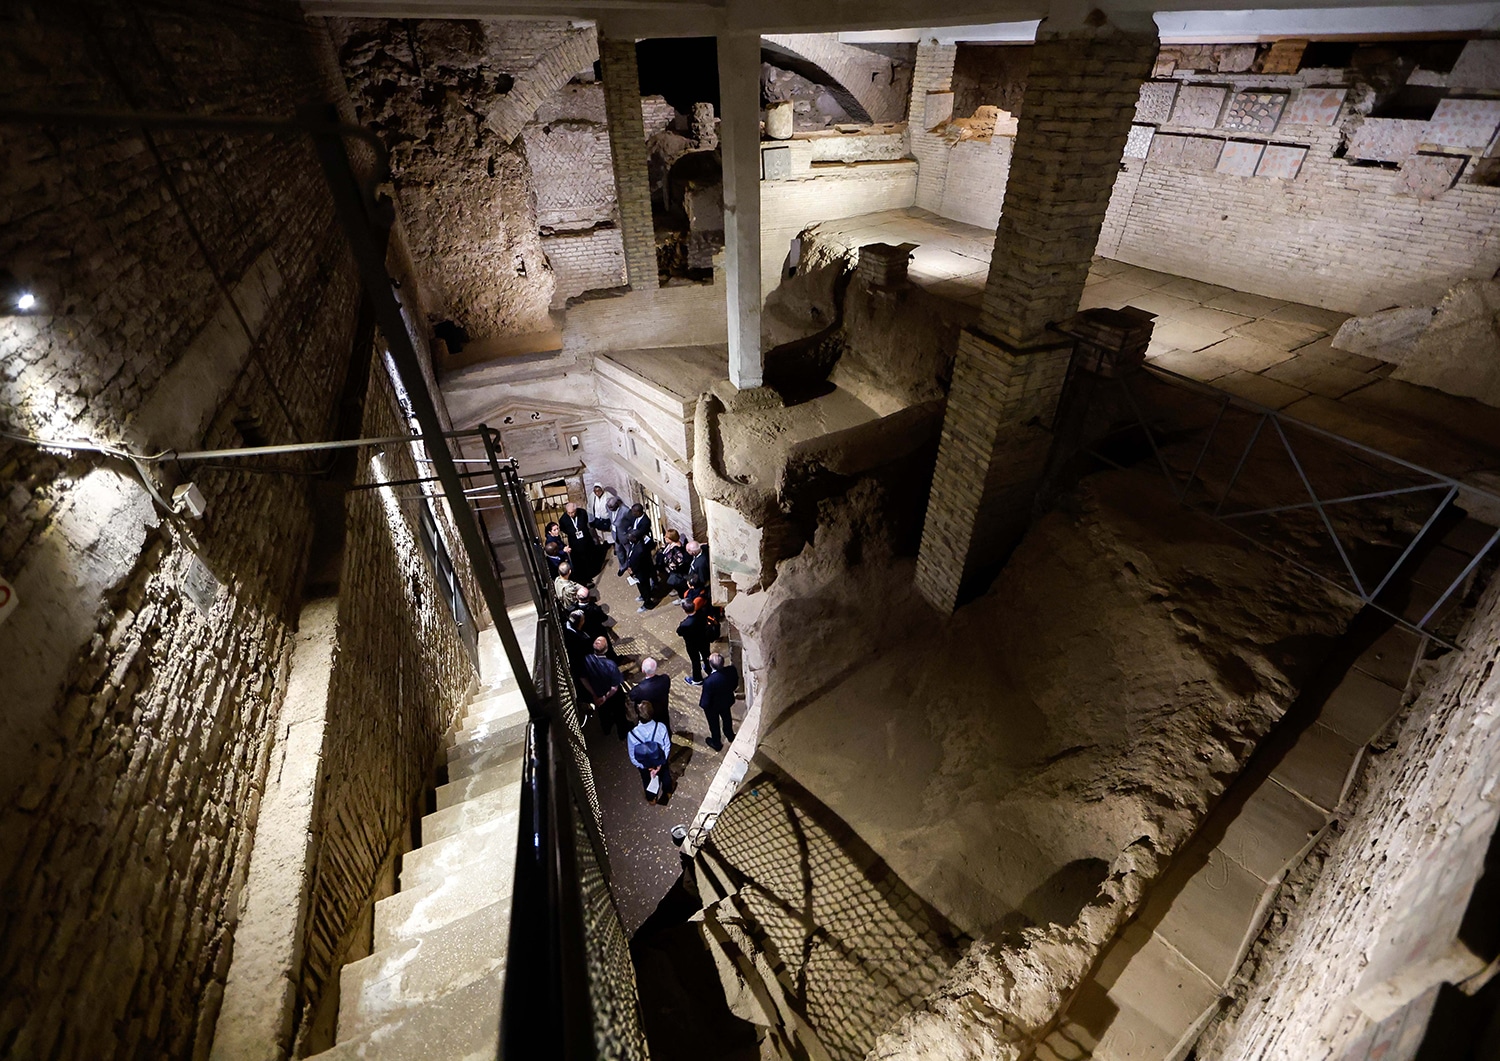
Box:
(685, 539), (711, 592)
(627, 656), (673, 734)
(699, 652), (739, 751)
(558, 501), (598, 581)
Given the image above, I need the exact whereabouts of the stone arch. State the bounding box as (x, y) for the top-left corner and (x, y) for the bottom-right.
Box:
(761, 33), (910, 125)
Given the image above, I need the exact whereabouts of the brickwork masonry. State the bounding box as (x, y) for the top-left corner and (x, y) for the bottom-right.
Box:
(1197, 573), (1500, 1060)
(0, 4), (477, 1058)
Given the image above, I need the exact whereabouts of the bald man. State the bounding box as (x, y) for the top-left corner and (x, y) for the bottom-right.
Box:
(581, 637), (628, 738)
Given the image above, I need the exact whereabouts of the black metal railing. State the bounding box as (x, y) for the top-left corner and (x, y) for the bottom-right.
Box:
(454, 427), (646, 1061)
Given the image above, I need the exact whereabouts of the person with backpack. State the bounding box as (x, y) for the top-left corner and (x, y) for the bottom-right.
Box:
(657, 528), (689, 593)
(626, 700), (674, 804)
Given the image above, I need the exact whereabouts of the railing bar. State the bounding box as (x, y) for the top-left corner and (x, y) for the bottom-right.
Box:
(1367, 484), (1459, 603)
(1179, 393), (1231, 503)
(1219, 481), (1451, 520)
(1274, 417), (1368, 599)
(1144, 363), (1497, 504)
(1213, 412), (1268, 517)
(1116, 374), (1182, 496)
(1418, 525), (1500, 629)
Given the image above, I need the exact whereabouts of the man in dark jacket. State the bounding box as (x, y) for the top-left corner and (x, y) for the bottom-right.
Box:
(699, 652), (739, 751)
(685, 539), (711, 591)
(628, 656), (673, 734)
(676, 596), (712, 685)
(581, 637), (629, 738)
(623, 530), (657, 612)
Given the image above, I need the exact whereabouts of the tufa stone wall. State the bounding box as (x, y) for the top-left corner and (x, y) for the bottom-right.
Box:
(0, 1), (360, 1057)
(1198, 573), (1500, 1061)
(329, 18), (598, 339)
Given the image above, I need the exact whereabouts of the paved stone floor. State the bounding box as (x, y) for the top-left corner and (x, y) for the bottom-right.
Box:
(814, 208), (1500, 481)
(578, 544), (745, 935)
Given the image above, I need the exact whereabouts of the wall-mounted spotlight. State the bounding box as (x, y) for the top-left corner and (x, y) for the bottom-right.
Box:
(569, 434), (580, 450)
(1, 270), (40, 316)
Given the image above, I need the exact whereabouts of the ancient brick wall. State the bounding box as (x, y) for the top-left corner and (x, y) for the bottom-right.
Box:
(599, 38), (659, 292)
(294, 361), (477, 1048)
(523, 81), (628, 302)
(542, 228), (628, 303)
(1100, 62), (1500, 313)
(907, 43), (958, 213)
(1197, 575), (1500, 1061)
(0, 2), (359, 1057)
(329, 17), (595, 339)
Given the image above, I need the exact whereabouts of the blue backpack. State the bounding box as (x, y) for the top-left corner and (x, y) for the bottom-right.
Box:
(630, 722), (668, 768)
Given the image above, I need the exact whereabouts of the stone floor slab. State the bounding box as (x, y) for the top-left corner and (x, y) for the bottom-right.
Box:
(1319, 668), (1405, 746)
(1220, 776), (1327, 883)
(1153, 847), (1270, 984)
(1270, 721), (1363, 811)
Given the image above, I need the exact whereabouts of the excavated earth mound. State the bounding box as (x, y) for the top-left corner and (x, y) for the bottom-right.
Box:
(734, 468), (1359, 1058)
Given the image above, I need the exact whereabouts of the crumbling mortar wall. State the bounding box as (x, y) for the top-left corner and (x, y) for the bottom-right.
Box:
(294, 363), (477, 1048)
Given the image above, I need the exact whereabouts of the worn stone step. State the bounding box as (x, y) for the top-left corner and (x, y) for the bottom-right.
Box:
(437, 757), (524, 811)
(446, 737), (528, 784)
(314, 966), (502, 1060)
(447, 724), (529, 779)
(337, 897), (511, 1043)
(401, 808), (520, 893)
(450, 690), (529, 748)
(373, 850), (516, 950)
(422, 782), (524, 845)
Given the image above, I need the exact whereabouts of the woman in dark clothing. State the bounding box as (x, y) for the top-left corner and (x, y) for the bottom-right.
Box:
(544, 520), (567, 556)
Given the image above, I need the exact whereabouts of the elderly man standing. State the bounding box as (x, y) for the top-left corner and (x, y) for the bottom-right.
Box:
(553, 562), (583, 611)
(558, 501), (598, 581)
(581, 637), (629, 738)
(628, 656), (673, 734)
(699, 652), (739, 751)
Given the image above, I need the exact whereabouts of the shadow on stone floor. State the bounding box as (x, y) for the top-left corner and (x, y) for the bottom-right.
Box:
(696, 767), (971, 1061)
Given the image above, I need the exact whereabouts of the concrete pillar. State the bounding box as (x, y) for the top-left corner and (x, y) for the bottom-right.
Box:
(915, 20), (1158, 615)
(599, 38), (658, 291)
(718, 32), (763, 390)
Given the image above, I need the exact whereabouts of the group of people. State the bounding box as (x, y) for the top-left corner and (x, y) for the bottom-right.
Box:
(555, 483), (739, 806)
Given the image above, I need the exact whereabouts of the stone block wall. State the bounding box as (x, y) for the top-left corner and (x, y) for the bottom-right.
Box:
(938, 137), (1014, 231)
(0, 2), (359, 1057)
(1099, 62), (1500, 313)
(1198, 575), (1500, 1061)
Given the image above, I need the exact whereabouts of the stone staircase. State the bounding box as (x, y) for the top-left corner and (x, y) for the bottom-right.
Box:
(1037, 515), (1496, 1061)
(313, 602), (539, 1060)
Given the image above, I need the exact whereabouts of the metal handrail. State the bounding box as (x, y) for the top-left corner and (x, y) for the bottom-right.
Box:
(469, 435), (643, 1060)
(1071, 362), (1500, 647)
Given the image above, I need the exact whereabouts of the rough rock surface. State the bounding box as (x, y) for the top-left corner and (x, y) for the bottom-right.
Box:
(1331, 304), (1436, 363)
(1391, 279), (1500, 408)
(732, 468), (1356, 1059)
(330, 18), (576, 338)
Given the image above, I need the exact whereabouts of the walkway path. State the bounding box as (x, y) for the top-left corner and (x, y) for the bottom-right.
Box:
(582, 544), (747, 934)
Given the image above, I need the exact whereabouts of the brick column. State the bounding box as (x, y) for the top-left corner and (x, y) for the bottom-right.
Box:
(907, 42), (957, 213)
(718, 31), (763, 390)
(599, 38), (658, 291)
(915, 22), (1158, 614)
